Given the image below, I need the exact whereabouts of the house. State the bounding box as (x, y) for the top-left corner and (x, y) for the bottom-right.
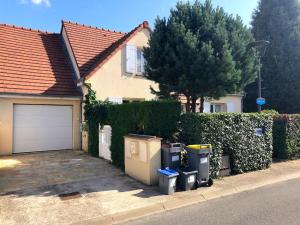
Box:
(180, 95), (244, 113)
(0, 21), (243, 155)
(61, 21), (158, 103)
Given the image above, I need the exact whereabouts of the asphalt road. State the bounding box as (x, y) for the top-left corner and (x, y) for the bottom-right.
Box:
(120, 178), (300, 225)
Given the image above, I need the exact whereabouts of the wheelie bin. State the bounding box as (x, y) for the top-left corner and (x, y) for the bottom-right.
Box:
(178, 167), (198, 191)
(158, 169), (179, 195)
(185, 144), (213, 187)
(161, 143), (184, 170)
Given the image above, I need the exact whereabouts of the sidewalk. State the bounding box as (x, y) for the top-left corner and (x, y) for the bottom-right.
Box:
(73, 160), (300, 225)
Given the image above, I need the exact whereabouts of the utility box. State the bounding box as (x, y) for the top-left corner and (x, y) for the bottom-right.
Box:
(124, 134), (162, 185)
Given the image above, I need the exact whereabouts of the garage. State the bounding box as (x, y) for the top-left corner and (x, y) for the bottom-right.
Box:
(13, 105), (73, 153)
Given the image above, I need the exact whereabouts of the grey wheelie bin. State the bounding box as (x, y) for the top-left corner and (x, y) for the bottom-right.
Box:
(186, 144), (213, 187)
(158, 169), (179, 195)
(161, 143), (184, 170)
(178, 168), (198, 191)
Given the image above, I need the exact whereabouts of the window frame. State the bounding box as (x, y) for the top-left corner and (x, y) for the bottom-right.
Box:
(210, 103), (226, 113)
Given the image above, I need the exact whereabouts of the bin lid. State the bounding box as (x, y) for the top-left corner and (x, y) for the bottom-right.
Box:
(158, 169), (179, 177)
(186, 144), (212, 150)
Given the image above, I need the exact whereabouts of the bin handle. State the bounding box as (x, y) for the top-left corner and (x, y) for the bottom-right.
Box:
(171, 143), (185, 148)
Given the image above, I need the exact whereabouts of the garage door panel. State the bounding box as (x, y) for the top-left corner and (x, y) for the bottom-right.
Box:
(14, 118), (72, 127)
(14, 138), (72, 153)
(13, 105), (73, 153)
(14, 128), (72, 141)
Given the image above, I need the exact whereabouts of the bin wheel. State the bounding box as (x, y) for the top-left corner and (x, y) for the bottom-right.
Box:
(194, 180), (199, 189)
(207, 178), (213, 187)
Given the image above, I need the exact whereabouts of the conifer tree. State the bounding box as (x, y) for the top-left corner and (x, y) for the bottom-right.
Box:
(144, 0), (258, 112)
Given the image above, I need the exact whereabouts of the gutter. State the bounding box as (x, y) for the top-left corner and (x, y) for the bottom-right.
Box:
(0, 93), (82, 101)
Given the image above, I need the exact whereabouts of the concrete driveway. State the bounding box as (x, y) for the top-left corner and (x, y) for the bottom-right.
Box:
(0, 150), (122, 193)
(0, 151), (165, 225)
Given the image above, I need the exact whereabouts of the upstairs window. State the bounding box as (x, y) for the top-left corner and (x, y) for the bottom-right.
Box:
(126, 44), (145, 75)
(136, 48), (143, 74)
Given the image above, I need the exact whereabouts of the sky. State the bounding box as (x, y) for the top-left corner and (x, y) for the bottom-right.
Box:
(0, 0), (259, 33)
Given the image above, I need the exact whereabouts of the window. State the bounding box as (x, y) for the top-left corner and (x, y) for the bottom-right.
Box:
(210, 103), (226, 113)
(126, 45), (145, 75)
(123, 98), (145, 103)
(136, 48), (143, 74)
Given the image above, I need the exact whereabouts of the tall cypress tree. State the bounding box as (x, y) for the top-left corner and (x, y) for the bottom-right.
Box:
(244, 0), (300, 113)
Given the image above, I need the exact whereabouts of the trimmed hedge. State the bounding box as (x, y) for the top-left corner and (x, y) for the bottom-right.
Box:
(86, 100), (181, 168)
(179, 113), (273, 178)
(273, 114), (300, 159)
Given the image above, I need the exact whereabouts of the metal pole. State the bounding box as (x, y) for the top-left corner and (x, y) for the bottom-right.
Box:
(247, 40), (269, 113)
(258, 57), (262, 113)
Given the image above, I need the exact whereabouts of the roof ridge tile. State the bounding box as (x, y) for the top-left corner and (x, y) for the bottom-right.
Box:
(62, 20), (127, 34)
(0, 23), (54, 34)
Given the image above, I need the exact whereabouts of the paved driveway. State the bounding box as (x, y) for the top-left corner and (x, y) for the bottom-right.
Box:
(0, 150), (122, 193)
(0, 151), (165, 225)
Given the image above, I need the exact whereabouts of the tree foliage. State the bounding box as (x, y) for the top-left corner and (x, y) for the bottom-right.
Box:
(244, 0), (300, 113)
(144, 0), (258, 112)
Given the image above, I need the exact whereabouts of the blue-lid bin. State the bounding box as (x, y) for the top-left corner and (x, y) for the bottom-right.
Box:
(158, 169), (179, 195)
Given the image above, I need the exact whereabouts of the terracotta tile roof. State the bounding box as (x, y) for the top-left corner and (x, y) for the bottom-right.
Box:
(62, 21), (150, 79)
(0, 24), (80, 97)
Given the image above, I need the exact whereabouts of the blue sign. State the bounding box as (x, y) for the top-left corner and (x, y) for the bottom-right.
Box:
(256, 98), (266, 106)
(255, 128), (263, 136)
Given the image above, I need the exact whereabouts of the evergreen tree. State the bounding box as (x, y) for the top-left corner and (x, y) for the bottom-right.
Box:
(144, 0), (258, 112)
(245, 0), (300, 113)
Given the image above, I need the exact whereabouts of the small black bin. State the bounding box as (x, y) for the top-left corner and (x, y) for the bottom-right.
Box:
(178, 168), (198, 191)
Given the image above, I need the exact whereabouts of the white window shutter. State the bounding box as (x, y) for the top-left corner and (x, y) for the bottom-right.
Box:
(203, 101), (211, 113)
(126, 44), (137, 73)
(227, 102), (235, 112)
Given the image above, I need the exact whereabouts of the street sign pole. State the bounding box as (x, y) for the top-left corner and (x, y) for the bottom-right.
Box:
(258, 57), (262, 113)
(248, 40), (269, 113)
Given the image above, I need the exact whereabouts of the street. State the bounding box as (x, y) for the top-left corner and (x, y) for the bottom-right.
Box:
(120, 178), (300, 225)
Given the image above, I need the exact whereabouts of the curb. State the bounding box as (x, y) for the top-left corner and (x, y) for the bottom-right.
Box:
(73, 168), (300, 225)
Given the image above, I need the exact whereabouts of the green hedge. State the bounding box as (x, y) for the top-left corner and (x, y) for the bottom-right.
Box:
(179, 113), (273, 178)
(86, 100), (181, 168)
(273, 114), (300, 159)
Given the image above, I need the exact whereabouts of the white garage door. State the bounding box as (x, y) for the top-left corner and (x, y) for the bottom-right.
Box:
(13, 105), (73, 153)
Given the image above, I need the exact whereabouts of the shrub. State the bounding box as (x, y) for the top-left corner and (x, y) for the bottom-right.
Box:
(86, 100), (181, 168)
(273, 114), (300, 159)
(261, 109), (279, 116)
(179, 113), (273, 178)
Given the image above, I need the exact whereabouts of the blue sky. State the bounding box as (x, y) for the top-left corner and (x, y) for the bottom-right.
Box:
(0, 0), (259, 33)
